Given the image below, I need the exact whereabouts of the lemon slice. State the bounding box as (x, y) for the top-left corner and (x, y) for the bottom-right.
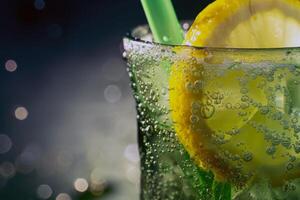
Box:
(170, 0), (300, 186)
(185, 0), (300, 48)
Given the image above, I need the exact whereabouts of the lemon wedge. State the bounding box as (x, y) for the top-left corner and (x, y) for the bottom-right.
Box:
(170, 0), (300, 186)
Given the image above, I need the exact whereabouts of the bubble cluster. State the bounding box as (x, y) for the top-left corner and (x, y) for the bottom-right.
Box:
(124, 27), (300, 199)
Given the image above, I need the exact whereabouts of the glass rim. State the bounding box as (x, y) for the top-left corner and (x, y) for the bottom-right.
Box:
(123, 23), (300, 52)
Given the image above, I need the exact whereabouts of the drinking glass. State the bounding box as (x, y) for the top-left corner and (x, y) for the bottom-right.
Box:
(122, 24), (300, 200)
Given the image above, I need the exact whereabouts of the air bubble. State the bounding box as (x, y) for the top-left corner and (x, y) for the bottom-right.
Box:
(225, 103), (232, 109)
(292, 117), (298, 124)
(266, 146), (276, 155)
(235, 103), (241, 109)
(272, 112), (283, 120)
(294, 142), (300, 153)
(185, 82), (193, 92)
(281, 138), (291, 149)
(286, 163), (294, 171)
(200, 105), (215, 119)
(240, 103), (249, 109)
(190, 115), (199, 123)
(194, 80), (203, 89)
(238, 111), (247, 117)
(243, 152), (253, 162)
(240, 88), (248, 94)
(211, 93), (218, 99)
(294, 125), (300, 133)
(283, 182), (297, 192)
(259, 106), (269, 115)
(241, 95), (249, 102)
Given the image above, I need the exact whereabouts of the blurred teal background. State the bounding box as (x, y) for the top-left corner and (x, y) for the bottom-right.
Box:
(0, 0), (210, 199)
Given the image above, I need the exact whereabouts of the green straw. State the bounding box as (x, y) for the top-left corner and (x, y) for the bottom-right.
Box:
(141, 0), (184, 45)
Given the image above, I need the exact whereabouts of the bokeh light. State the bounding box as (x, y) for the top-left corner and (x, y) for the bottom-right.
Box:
(47, 24), (63, 38)
(124, 144), (139, 163)
(55, 151), (73, 173)
(36, 184), (53, 199)
(126, 164), (139, 184)
(34, 0), (46, 10)
(74, 178), (88, 192)
(90, 179), (107, 196)
(101, 57), (126, 82)
(0, 162), (16, 178)
(14, 106), (29, 120)
(15, 151), (36, 174)
(0, 177), (6, 189)
(5, 59), (17, 72)
(0, 134), (12, 154)
(56, 193), (71, 200)
(104, 85), (122, 103)
(183, 22), (190, 31)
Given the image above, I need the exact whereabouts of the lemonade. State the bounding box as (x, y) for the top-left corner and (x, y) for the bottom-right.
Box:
(123, 0), (300, 199)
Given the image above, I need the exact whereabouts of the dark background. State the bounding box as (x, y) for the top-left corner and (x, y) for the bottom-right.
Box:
(0, 0), (211, 199)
